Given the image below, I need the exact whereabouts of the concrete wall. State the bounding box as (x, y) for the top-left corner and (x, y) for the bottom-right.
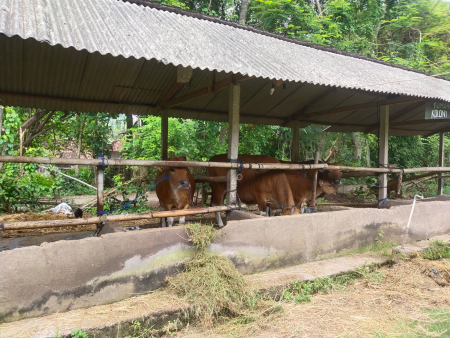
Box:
(1, 198), (449, 322)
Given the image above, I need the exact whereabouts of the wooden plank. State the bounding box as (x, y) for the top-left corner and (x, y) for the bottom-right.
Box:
(0, 206), (230, 230)
(378, 105), (389, 208)
(302, 96), (425, 119)
(438, 132), (445, 196)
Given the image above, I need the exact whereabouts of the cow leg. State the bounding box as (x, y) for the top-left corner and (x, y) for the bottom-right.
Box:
(161, 217), (167, 227)
(167, 217), (174, 227)
(266, 206), (271, 217)
(179, 216), (186, 224)
(257, 199), (268, 217)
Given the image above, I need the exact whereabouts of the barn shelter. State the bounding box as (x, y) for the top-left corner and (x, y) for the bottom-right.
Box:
(0, 0), (450, 213)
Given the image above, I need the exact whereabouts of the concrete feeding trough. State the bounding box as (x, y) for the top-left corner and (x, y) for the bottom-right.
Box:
(1, 196), (449, 323)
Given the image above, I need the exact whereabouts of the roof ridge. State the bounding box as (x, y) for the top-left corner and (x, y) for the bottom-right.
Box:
(120, 0), (450, 83)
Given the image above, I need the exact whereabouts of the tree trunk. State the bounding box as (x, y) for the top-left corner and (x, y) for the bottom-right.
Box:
(75, 113), (87, 175)
(219, 123), (228, 146)
(352, 133), (362, 160)
(315, 0), (323, 16)
(366, 138), (371, 167)
(239, 0), (249, 24)
(374, 2), (387, 53)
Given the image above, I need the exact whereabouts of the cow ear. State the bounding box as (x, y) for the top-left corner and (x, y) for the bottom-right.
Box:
(318, 180), (324, 187)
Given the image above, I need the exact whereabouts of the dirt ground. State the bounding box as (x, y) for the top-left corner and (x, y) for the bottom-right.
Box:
(174, 257), (450, 338)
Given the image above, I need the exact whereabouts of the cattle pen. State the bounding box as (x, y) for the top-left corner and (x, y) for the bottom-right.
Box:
(0, 154), (449, 230)
(1, 0), (450, 327)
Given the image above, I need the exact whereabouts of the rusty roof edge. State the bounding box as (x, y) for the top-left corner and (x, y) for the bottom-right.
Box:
(121, 0), (450, 83)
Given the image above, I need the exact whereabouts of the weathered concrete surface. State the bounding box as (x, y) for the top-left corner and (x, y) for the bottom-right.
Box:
(393, 234), (450, 255)
(0, 253), (387, 338)
(1, 197), (449, 323)
(213, 198), (450, 274)
(0, 227), (193, 323)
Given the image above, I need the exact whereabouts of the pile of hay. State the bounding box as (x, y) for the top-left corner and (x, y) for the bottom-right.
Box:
(166, 223), (257, 327)
(0, 212), (69, 223)
(0, 212), (96, 238)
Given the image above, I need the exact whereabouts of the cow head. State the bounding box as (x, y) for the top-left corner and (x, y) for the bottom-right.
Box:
(318, 179), (337, 195)
(324, 162), (342, 186)
(159, 157), (191, 190)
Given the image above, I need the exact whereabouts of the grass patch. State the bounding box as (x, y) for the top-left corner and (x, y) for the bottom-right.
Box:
(422, 240), (450, 260)
(166, 223), (258, 327)
(282, 264), (385, 304)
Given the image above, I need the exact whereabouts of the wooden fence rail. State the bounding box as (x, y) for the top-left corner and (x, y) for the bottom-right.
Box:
(0, 206), (230, 231)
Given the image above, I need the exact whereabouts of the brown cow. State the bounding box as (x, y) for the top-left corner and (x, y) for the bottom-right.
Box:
(207, 154), (297, 222)
(155, 157), (195, 227)
(286, 175), (337, 212)
(282, 160), (342, 190)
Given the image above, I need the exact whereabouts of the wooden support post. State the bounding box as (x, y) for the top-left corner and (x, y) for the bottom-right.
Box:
(438, 132), (445, 196)
(292, 120), (300, 162)
(310, 151), (320, 210)
(378, 105), (389, 208)
(97, 164), (105, 215)
(226, 82), (240, 218)
(161, 111), (168, 160)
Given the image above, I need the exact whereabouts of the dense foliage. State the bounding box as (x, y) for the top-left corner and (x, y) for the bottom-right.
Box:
(1, 0), (449, 213)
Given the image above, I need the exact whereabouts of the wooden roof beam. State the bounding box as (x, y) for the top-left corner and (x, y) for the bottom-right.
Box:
(364, 102), (426, 133)
(163, 73), (250, 108)
(302, 96), (427, 119)
(390, 119), (450, 127)
(152, 65), (193, 115)
(282, 86), (336, 126)
(424, 123), (450, 137)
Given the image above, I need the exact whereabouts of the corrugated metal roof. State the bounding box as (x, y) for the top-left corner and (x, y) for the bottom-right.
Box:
(1, 0), (450, 136)
(1, 0), (449, 101)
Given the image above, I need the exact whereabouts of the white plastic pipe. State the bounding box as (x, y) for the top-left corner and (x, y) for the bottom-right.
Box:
(401, 194), (424, 249)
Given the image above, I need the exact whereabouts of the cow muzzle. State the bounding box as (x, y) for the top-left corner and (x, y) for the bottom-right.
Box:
(178, 180), (190, 190)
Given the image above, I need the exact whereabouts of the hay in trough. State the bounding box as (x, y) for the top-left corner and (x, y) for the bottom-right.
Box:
(0, 212), (96, 238)
(166, 223), (258, 327)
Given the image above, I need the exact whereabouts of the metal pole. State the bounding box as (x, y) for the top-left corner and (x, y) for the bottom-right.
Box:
(378, 105), (389, 208)
(97, 164), (105, 215)
(438, 132), (445, 196)
(224, 82), (240, 225)
(310, 151), (320, 210)
(401, 194), (424, 249)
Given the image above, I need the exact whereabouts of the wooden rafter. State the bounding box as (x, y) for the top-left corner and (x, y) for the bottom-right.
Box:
(0, 91), (156, 112)
(364, 102), (426, 133)
(162, 74), (250, 108)
(390, 119), (450, 126)
(282, 86), (336, 126)
(425, 123), (450, 137)
(302, 96), (426, 119)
